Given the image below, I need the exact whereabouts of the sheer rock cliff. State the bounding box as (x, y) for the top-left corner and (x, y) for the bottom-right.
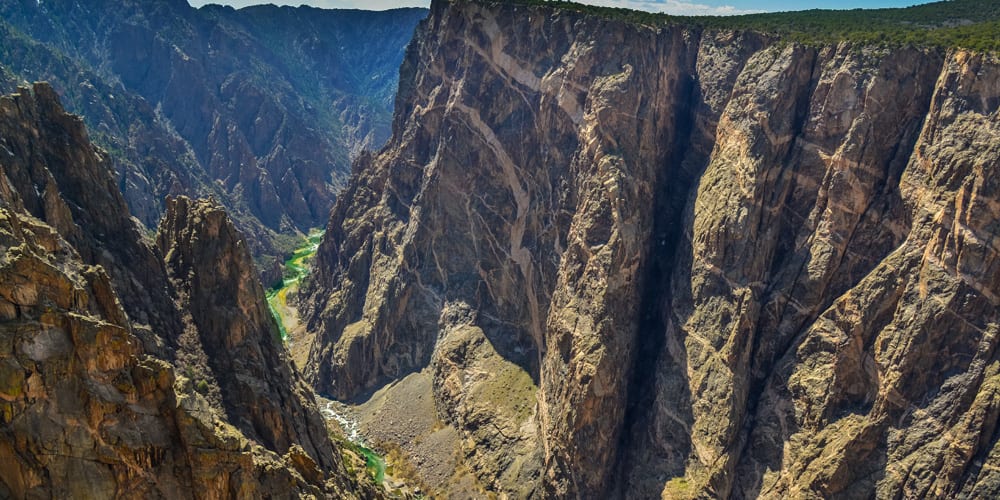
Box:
(300, 0), (1000, 497)
(157, 195), (340, 474)
(0, 83), (379, 498)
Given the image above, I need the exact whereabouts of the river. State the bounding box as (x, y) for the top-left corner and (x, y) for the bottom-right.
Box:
(265, 229), (323, 341)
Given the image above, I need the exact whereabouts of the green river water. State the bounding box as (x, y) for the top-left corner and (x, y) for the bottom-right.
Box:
(265, 229), (323, 340)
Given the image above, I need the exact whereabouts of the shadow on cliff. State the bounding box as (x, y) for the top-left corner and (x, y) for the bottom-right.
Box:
(612, 74), (702, 497)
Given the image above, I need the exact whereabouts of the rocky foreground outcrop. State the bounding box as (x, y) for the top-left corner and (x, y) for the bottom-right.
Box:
(301, 0), (1000, 497)
(157, 195), (340, 474)
(0, 83), (379, 498)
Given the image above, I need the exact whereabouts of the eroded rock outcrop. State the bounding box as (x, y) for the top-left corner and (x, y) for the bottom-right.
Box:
(157, 195), (340, 474)
(0, 83), (379, 498)
(301, 0), (1000, 497)
(0, 82), (183, 358)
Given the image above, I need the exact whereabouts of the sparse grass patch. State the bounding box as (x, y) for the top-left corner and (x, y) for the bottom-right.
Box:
(475, 354), (537, 426)
(481, 356), (538, 424)
(380, 441), (433, 495)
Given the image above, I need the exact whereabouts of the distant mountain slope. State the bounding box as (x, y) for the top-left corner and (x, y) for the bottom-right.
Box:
(0, 0), (426, 281)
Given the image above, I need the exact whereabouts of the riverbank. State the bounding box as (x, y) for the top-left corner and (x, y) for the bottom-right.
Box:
(265, 229), (322, 347)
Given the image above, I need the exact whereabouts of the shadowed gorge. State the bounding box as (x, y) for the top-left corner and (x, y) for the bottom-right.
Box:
(300, 0), (1000, 497)
(0, 0), (426, 283)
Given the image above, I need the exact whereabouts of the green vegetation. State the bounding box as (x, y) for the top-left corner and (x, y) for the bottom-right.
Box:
(265, 299), (289, 341)
(663, 477), (692, 496)
(496, 0), (1000, 51)
(195, 379), (210, 395)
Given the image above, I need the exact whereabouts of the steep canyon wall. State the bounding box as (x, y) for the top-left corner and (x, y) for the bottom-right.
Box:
(301, 1), (1000, 497)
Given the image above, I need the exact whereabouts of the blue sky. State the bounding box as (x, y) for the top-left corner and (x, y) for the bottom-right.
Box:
(188, 0), (936, 16)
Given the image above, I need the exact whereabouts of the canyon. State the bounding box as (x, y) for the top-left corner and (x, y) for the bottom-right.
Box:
(0, 83), (383, 497)
(1, 0), (999, 498)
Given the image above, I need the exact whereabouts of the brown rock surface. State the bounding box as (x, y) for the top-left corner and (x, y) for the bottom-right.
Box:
(0, 82), (183, 357)
(301, 0), (1000, 497)
(156, 195), (340, 473)
(0, 84), (381, 498)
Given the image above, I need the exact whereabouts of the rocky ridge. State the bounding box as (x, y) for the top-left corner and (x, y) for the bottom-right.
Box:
(157, 195), (340, 473)
(300, 0), (1000, 497)
(0, 83), (380, 498)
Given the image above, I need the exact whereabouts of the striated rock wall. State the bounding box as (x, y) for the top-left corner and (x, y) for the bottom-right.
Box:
(0, 83), (380, 498)
(301, 0), (1000, 497)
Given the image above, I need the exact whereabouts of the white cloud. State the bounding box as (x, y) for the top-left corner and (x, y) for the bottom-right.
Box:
(187, 0), (760, 16)
(188, 0), (428, 10)
(580, 0), (761, 16)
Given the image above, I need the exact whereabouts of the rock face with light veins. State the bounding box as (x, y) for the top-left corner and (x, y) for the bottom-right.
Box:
(301, 0), (1000, 497)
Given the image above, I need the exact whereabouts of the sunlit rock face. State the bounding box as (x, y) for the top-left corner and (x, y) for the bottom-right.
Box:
(0, 83), (380, 499)
(301, 0), (1000, 497)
